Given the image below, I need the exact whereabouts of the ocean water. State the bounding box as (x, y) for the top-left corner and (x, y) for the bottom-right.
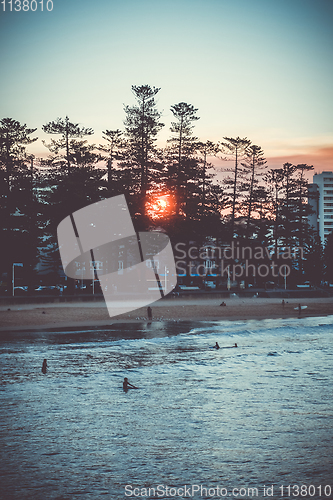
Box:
(0, 317), (332, 500)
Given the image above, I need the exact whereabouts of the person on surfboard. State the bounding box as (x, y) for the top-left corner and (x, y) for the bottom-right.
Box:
(123, 377), (138, 392)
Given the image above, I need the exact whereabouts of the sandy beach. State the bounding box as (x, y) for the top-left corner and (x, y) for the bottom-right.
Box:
(0, 296), (332, 332)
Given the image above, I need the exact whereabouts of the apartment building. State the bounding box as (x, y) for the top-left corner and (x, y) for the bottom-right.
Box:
(308, 171), (333, 244)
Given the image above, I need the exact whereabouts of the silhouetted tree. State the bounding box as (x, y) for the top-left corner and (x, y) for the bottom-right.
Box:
(280, 162), (298, 246)
(42, 116), (94, 172)
(41, 116), (103, 290)
(264, 168), (285, 256)
(122, 85), (164, 216)
(0, 118), (37, 294)
(197, 140), (220, 216)
(295, 164), (314, 245)
(241, 144), (267, 237)
(167, 102), (199, 215)
(219, 136), (251, 239)
(99, 129), (124, 196)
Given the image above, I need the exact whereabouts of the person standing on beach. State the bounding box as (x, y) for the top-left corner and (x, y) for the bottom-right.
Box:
(298, 304), (302, 317)
(41, 359), (47, 374)
(147, 306), (152, 321)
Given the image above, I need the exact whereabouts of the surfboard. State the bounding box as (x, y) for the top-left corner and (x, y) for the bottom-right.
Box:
(294, 305), (307, 310)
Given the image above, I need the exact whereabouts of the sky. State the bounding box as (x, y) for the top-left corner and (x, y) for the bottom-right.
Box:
(1, 0), (333, 177)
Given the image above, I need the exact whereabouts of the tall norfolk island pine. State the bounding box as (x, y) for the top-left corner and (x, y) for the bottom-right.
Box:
(219, 136), (251, 239)
(122, 85), (164, 215)
(197, 140), (220, 217)
(41, 116), (104, 287)
(41, 115), (102, 220)
(99, 129), (123, 197)
(42, 116), (94, 172)
(0, 118), (38, 294)
(168, 102), (199, 215)
(241, 144), (267, 237)
(0, 117), (37, 197)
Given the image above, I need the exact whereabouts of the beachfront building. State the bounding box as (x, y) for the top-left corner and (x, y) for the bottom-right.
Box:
(308, 171), (333, 244)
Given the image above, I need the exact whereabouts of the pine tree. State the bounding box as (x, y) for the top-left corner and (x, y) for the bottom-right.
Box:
(280, 162), (298, 246)
(241, 144), (267, 237)
(264, 168), (285, 257)
(219, 136), (251, 239)
(122, 85), (164, 217)
(41, 116), (104, 291)
(42, 116), (94, 172)
(0, 118), (37, 294)
(99, 129), (124, 197)
(167, 102), (199, 215)
(295, 164), (314, 246)
(197, 140), (220, 216)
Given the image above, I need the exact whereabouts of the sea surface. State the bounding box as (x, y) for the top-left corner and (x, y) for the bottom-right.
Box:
(0, 316), (332, 500)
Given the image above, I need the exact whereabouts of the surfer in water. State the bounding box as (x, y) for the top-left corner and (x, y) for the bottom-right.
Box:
(234, 343), (237, 347)
(41, 359), (47, 374)
(213, 342), (220, 349)
(123, 377), (138, 392)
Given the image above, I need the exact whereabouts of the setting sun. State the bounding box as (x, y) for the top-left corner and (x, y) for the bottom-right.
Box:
(147, 195), (170, 219)
(156, 199), (167, 209)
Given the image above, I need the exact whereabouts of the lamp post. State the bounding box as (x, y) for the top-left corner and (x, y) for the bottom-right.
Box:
(12, 263), (23, 296)
(281, 265), (288, 290)
(92, 261), (95, 295)
(227, 267), (231, 291)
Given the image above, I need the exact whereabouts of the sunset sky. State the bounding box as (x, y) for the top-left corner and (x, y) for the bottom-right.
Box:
(1, 0), (332, 176)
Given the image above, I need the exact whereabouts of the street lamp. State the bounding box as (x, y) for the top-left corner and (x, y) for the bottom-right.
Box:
(12, 263), (23, 297)
(281, 265), (288, 290)
(91, 261), (95, 295)
(164, 266), (169, 292)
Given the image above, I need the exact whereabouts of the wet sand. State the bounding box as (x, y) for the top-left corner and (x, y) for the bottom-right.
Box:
(0, 296), (332, 332)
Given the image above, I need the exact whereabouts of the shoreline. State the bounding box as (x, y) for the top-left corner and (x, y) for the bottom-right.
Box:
(0, 297), (332, 333)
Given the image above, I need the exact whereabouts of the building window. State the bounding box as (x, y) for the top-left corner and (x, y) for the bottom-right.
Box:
(118, 261), (123, 274)
(324, 178), (333, 182)
(90, 261), (103, 271)
(325, 215), (333, 219)
(146, 259), (159, 270)
(324, 197), (333, 200)
(324, 184), (333, 187)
